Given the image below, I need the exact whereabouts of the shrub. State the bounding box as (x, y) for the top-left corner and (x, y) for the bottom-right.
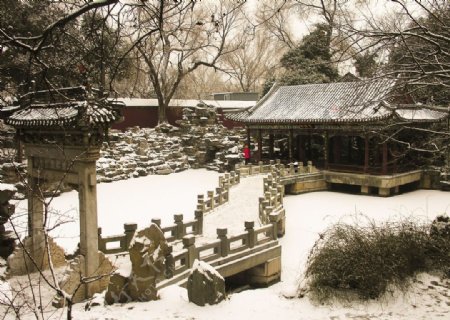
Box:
(303, 215), (450, 301)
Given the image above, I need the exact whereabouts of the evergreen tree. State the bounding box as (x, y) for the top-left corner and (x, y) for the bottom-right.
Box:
(278, 24), (339, 85)
(354, 52), (379, 79)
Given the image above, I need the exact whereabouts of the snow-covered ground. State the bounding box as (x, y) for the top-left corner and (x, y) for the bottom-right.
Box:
(10, 169), (220, 253)
(4, 170), (450, 319)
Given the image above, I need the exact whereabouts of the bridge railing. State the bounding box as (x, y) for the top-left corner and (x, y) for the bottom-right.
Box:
(256, 171), (286, 237)
(165, 216), (280, 280)
(98, 171), (240, 254)
(196, 170), (240, 215)
(98, 212), (205, 254)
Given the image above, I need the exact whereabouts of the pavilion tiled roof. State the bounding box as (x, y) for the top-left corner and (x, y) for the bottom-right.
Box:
(6, 87), (122, 128)
(226, 79), (399, 124)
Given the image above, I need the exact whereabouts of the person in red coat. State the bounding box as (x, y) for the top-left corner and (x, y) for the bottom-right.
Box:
(243, 144), (251, 165)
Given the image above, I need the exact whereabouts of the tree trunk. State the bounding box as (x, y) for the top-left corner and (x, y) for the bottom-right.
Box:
(158, 103), (167, 124)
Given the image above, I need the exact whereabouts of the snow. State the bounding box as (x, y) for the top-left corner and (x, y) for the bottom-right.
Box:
(0, 183), (16, 192)
(192, 259), (224, 281)
(4, 170), (450, 319)
(10, 169), (220, 253)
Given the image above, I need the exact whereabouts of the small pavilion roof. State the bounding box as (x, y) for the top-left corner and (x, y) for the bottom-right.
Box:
(225, 79), (447, 125)
(6, 87), (122, 129)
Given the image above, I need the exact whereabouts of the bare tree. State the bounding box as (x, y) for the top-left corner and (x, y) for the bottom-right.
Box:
(220, 27), (284, 93)
(130, 0), (245, 123)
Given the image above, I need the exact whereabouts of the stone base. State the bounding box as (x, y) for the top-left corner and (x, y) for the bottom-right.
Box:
(53, 251), (114, 307)
(287, 179), (327, 194)
(246, 257), (281, 287)
(7, 236), (67, 276)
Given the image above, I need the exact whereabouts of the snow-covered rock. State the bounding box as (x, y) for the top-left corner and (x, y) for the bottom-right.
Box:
(187, 259), (226, 306)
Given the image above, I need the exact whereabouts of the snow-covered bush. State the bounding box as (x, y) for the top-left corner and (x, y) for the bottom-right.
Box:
(303, 217), (450, 301)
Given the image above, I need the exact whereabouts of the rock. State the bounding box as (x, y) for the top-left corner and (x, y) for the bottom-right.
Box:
(187, 259), (226, 306)
(105, 273), (131, 304)
(105, 223), (170, 304)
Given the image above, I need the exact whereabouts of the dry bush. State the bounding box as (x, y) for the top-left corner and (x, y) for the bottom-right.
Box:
(303, 215), (450, 302)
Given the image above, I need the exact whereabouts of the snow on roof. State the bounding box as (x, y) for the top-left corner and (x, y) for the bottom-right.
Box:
(227, 79), (398, 124)
(394, 107), (448, 122)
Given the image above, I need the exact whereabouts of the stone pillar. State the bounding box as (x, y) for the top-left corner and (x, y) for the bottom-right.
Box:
(217, 228), (228, 257)
(195, 210), (203, 235)
(78, 160), (99, 297)
(245, 221), (255, 248)
(174, 214), (184, 239)
(27, 157), (45, 270)
(0, 184), (17, 259)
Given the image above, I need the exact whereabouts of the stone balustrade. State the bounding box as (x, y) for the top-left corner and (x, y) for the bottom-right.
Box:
(259, 172), (286, 237)
(98, 171), (240, 254)
(165, 216), (280, 279)
(236, 159), (318, 178)
(98, 223), (138, 254)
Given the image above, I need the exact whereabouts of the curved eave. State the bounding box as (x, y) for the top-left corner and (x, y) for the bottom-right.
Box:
(228, 113), (394, 126)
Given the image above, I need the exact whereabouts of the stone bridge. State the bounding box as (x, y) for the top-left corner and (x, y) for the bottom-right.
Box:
(99, 168), (285, 289)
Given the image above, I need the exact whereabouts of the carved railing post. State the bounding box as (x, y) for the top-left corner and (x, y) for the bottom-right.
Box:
(182, 235), (197, 268)
(269, 214), (279, 240)
(124, 223), (137, 249)
(174, 214), (184, 240)
(217, 228), (228, 257)
(245, 221), (255, 248)
(97, 227), (105, 252)
(307, 161), (313, 173)
(164, 246), (174, 279)
(151, 218), (161, 228)
(207, 191), (215, 210)
(197, 194), (205, 213)
(195, 209), (203, 235)
(216, 187), (223, 204)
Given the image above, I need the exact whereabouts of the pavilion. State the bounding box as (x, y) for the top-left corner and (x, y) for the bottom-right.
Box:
(226, 79), (448, 176)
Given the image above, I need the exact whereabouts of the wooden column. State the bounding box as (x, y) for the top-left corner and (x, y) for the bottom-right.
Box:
(288, 130), (293, 162)
(324, 132), (329, 169)
(78, 160), (100, 297)
(347, 137), (353, 163)
(364, 136), (369, 173)
(269, 133), (274, 159)
(257, 129), (262, 161)
(297, 135), (305, 163)
(246, 128), (251, 149)
(308, 135), (312, 159)
(332, 135), (342, 164)
(382, 142), (388, 175)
